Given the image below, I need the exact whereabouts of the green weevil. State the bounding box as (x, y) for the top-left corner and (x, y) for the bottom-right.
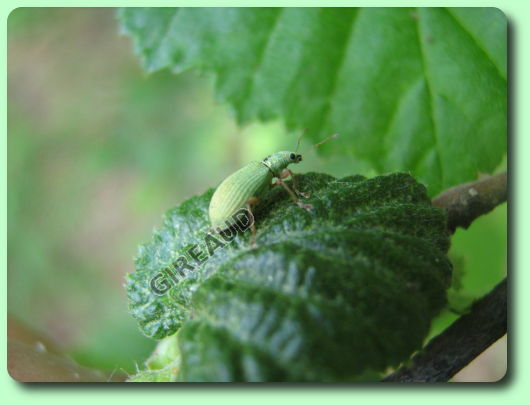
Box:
(209, 134), (338, 244)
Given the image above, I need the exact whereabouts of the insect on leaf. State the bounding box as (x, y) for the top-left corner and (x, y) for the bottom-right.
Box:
(126, 172), (452, 381)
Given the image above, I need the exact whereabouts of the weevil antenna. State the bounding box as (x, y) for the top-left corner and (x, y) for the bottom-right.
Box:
(295, 128), (308, 153)
(305, 133), (340, 153)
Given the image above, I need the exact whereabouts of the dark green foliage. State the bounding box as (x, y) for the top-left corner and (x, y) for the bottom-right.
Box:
(127, 172), (452, 381)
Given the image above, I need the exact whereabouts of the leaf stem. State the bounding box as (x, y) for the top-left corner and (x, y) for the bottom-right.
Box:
(432, 171), (507, 233)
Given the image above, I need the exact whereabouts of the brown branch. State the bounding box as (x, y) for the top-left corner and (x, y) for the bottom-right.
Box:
(432, 172), (507, 233)
(384, 278), (507, 382)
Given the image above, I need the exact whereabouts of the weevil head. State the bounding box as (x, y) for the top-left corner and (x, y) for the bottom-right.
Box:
(262, 151), (302, 176)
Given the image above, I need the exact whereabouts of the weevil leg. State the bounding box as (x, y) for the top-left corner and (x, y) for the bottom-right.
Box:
(274, 178), (313, 211)
(279, 169), (310, 198)
(245, 197), (260, 247)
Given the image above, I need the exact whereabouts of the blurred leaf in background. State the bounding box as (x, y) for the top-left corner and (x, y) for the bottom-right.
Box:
(8, 7), (506, 379)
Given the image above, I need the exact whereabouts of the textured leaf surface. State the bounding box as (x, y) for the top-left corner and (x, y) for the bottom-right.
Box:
(127, 172), (452, 381)
(119, 7), (507, 195)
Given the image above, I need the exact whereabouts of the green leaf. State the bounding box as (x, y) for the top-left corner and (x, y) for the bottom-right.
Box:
(118, 7), (507, 195)
(126, 172), (452, 381)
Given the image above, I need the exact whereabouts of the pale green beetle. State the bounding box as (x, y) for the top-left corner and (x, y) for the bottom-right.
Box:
(209, 134), (338, 244)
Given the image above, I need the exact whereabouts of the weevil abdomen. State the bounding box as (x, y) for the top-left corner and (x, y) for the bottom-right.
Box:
(209, 161), (272, 230)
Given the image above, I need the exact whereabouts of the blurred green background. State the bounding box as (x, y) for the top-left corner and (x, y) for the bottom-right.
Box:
(7, 8), (507, 379)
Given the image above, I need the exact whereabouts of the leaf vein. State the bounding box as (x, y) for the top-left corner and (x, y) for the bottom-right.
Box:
(445, 7), (506, 81)
(319, 8), (359, 133)
(239, 8), (284, 117)
(414, 8), (444, 187)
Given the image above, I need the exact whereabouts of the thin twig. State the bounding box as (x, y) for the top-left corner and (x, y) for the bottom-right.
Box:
(432, 172), (507, 233)
(384, 278), (507, 382)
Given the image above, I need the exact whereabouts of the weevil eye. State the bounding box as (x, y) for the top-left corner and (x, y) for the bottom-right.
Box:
(289, 153), (296, 160)
(297, 154), (302, 161)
